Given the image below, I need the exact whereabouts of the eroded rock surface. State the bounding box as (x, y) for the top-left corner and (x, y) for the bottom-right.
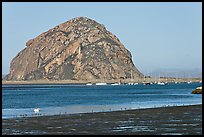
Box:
(6, 17), (143, 81)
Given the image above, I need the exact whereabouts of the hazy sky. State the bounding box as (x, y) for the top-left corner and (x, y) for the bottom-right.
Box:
(2, 2), (202, 75)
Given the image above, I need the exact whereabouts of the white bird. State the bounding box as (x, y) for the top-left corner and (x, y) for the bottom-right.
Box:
(34, 108), (40, 113)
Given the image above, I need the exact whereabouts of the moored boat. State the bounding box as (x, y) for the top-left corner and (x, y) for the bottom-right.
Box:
(96, 83), (107, 85)
(111, 83), (120, 85)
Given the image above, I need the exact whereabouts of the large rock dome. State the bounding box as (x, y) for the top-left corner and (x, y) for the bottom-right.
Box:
(6, 17), (143, 81)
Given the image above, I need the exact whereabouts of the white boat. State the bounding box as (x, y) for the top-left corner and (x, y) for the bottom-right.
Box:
(96, 83), (107, 85)
(157, 82), (165, 85)
(111, 83), (120, 85)
(187, 81), (192, 84)
(86, 83), (92, 85)
(34, 108), (40, 113)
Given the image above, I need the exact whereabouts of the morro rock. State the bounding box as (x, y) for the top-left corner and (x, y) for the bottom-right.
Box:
(6, 17), (144, 81)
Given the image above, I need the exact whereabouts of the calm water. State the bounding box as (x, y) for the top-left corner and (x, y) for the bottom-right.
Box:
(2, 82), (202, 119)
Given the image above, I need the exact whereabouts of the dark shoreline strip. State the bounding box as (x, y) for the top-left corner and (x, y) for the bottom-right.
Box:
(2, 104), (202, 135)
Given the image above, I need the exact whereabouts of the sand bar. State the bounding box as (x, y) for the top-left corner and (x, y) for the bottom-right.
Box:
(2, 104), (202, 135)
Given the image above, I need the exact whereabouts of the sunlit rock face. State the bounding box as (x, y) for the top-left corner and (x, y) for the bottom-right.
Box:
(6, 17), (143, 81)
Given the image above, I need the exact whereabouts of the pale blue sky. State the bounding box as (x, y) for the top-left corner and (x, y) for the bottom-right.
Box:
(2, 2), (202, 75)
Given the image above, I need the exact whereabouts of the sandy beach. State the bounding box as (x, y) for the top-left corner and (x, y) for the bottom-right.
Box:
(2, 104), (202, 135)
(2, 77), (202, 85)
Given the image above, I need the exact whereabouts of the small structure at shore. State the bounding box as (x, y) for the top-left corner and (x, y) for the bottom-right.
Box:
(192, 86), (202, 94)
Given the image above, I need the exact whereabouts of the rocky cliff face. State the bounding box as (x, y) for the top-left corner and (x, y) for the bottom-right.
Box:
(6, 17), (143, 81)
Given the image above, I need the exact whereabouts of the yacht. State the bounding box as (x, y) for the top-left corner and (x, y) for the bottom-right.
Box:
(96, 83), (107, 85)
(111, 83), (120, 85)
(157, 82), (165, 85)
(34, 108), (40, 113)
(187, 81), (192, 84)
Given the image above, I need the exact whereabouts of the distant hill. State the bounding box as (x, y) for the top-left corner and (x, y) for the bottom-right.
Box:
(5, 16), (143, 81)
(146, 68), (202, 78)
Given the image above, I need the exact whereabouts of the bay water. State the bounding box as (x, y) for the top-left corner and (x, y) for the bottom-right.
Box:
(2, 82), (202, 119)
